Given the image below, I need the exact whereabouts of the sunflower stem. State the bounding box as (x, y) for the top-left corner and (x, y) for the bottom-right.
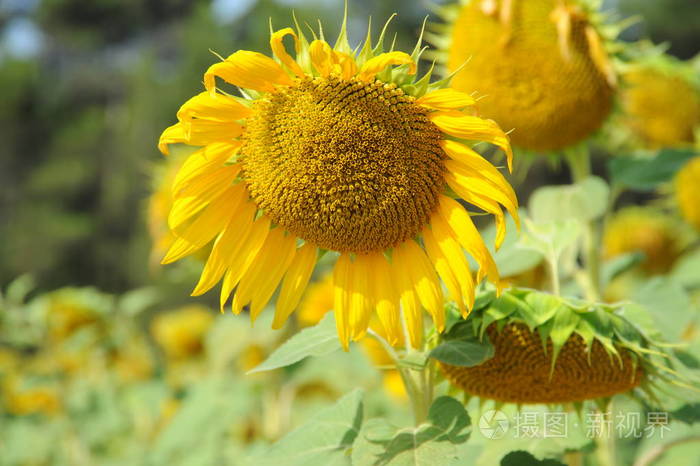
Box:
(565, 145), (602, 301)
(366, 328), (429, 425)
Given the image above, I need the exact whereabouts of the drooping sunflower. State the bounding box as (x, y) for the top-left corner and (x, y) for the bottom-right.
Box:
(437, 288), (688, 404)
(620, 54), (700, 149)
(157, 16), (519, 349)
(603, 207), (682, 275)
(430, 0), (616, 152)
(676, 157), (700, 232)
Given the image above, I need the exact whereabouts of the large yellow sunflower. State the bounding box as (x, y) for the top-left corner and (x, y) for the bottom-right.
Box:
(157, 17), (518, 349)
(431, 0), (616, 152)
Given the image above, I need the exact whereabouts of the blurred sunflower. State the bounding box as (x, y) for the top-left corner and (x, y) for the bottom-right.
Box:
(621, 55), (700, 149)
(676, 156), (700, 232)
(157, 15), (518, 349)
(430, 0), (616, 152)
(151, 305), (215, 361)
(438, 289), (684, 404)
(603, 207), (682, 274)
(296, 273), (334, 328)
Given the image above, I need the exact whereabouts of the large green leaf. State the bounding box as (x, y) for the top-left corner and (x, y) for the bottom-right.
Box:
(608, 148), (696, 191)
(529, 176), (610, 223)
(632, 277), (694, 342)
(249, 390), (364, 466)
(248, 313), (341, 373)
(352, 396), (471, 465)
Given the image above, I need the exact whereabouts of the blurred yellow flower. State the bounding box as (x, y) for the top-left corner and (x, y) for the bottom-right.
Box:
(237, 343), (267, 373)
(622, 62), (700, 148)
(157, 16), (517, 349)
(4, 383), (61, 416)
(435, 0), (615, 151)
(296, 274), (334, 328)
(46, 293), (100, 341)
(151, 306), (215, 360)
(603, 207), (681, 274)
(676, 156), (700, 231)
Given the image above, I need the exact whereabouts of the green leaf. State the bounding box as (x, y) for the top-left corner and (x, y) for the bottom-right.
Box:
(670, 403), (700, 425)
(500, 451), (566, 466)
(481, 211), (543, 277)
(248, 313), (341, 373)
(601, 252), (645, 287)
(352, 396), (471, 466)
(250, 390), (364, 466)
(549, 306), (580, 363)
(529, 176), (609, 223)
(518, 220), (582, 262)
(430, 335), (494, 367)
(522, 292), (562, 327)
(670, 247), (700, 289)
(632, 277), (694, 342)
(608, 148), (695, 191)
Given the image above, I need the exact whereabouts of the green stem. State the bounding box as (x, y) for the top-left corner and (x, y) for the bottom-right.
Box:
(565, 146), (602, 301)
(366, 329), (429, 425)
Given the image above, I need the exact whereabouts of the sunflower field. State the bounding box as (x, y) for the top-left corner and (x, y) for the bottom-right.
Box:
(1, 1), (699, 465)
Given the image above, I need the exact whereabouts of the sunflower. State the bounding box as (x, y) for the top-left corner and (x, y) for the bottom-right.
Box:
(603, 207), (682, 274)
(621, 56), (700, 149)
(151, 305), (215, 361)
(157, 16), (518, 349)
(437, 288), (684, 404)
(676, 156), (700, 232)
(430, 0), (615, 152)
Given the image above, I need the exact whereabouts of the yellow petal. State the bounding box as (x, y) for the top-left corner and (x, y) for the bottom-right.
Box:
(333, 253), (352, 350)
(232, 229), (297, 321)
(366, 253), (401, 346)
(427, 218), (476, 312)
(429, 112), (513, 172)
(441, 140), (519, 227)
(309, 40), (333, 77)
(190, 202), (256, 296)
(392, 243), (424, 349)
(333, 51), (358, 80)
(162, 184), (247, 264)
(168, 165), (240, 230)
(203, 50), (292, 94)
(357, 52), (416, 81)
(436, 195), (500, 286)
(417, 89), (476, 110)
(216, 213), (272, 307)
(272, 243), (318, 329)
(176, 92), (252, 122)
(349, 255), (373, 342)
(158, 120), (243, 155)
(158, 123), (187, 155)
(270, 28), (304, 78)
(398, 240), (445, 333)
(172, 142), (240, 196)
(445, 173), (509, 249)
(423, 226), (466, 317)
